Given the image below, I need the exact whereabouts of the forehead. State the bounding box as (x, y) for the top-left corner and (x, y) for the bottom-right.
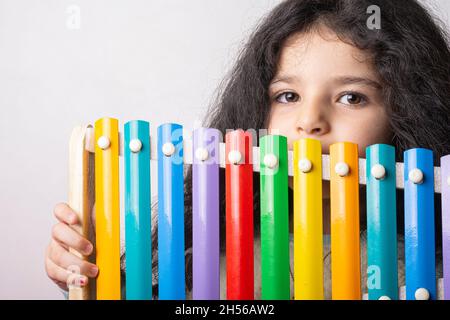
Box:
(276, 25), (377, 78)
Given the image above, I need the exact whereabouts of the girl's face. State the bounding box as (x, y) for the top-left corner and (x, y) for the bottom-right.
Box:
(267, 25), (392, 154)
(266, 26), (392, 194)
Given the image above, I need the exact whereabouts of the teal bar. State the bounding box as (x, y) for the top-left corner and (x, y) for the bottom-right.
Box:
(366, 144), (398, 300)
(124, 120), (152, 300)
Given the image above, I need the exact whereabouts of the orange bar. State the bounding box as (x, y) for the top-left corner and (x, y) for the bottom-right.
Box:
(95, 118), (121, 300)
(330, 142), (361, 300)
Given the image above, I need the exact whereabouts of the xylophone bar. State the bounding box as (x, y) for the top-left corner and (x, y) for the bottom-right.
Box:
(260, 135), (290, 299)
(82, 128), (443, 193)
(366, 144), (398, 300)
(442, 155), (450, 300)
(192, 128), (221, 300)
(124, 121), (152, 300)
(94, 118), (121, 300)
(157, 123), (186, 300)
(225, 130), (254, 299)
(330, 142), (361, 299)
(293, 138), (324, 299)
(404, 149), (436, 300)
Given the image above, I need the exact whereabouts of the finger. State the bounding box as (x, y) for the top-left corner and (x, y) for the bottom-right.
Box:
(46, 256), (69, 291)
(54, 203), (78, 225)
(66, 272), (89, 288)
(55, 280), (69, 292)
(52, 223), (93, 256)
(46, 257), (88, 291)
(49, 240), (98, 278)
(91, 203), (96, 230)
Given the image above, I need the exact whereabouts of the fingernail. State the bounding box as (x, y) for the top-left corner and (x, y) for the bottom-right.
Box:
(84, 243), (93, 255)
(67, 274), (87, 288)
(79, 276), (88, 286)
(69, 213), (77, 224)
(89, 266), (99, 277)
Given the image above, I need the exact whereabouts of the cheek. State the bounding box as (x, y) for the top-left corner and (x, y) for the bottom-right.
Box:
(267, 109), (296, 141)
(333, 111), (391, 157)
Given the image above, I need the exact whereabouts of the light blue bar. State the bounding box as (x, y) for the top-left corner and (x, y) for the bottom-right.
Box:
(404, 148), (436, 300)
(157, 123), (185, 300)
(366, 144), (398, 300)
(124, 120), (152, 300)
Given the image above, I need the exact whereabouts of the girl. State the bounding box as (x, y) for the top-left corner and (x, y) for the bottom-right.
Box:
(46, 0), (450, 299)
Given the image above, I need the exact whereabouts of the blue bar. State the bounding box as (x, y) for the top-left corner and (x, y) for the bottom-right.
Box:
(404, 148), (436, 300)
(366, 144), (398, 300)
(124, 120), (152, 300)
(157, 123), (185, 300)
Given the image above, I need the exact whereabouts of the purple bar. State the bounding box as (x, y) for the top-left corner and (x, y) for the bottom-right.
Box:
(192, 128), (221, 300)
(442, 155), (450, 300)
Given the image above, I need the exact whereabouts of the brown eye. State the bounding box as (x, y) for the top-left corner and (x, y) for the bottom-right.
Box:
(338, 93), (366, 105)
(276, 92), (299, 104)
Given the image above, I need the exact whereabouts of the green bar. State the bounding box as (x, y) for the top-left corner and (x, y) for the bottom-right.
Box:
(260, 135), (290, 299)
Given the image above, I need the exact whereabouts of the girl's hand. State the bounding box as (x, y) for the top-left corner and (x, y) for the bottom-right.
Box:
(45, 202), (98, 291)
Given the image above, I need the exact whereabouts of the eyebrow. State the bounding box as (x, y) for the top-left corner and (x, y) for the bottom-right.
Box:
(270, 75), (297, 86)
(269, 75), (382, 90)
(333, 76), (382, 90)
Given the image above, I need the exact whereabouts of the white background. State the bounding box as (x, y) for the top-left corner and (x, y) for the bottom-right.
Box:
(0, 0), (448, 299)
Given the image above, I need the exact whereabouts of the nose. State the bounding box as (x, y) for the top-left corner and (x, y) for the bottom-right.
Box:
(295, 99), (330, 137)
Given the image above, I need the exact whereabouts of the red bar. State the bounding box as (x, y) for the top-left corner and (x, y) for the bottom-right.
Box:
(225, 130), (254, 300)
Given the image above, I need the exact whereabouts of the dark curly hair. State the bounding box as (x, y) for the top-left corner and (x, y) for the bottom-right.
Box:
(143, 0), (450, 298)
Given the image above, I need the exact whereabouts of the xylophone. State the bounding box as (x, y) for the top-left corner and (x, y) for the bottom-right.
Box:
(67, 117), (449, 300)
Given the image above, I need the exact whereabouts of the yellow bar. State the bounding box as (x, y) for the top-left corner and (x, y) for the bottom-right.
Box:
(293, 138), (323, 300)
(330, 142), (361, 300)
(95, 118), (121, 300)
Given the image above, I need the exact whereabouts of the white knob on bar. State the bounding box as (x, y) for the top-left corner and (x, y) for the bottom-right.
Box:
(263, 153), (278, 169)
(129, 139), (142, 153)
(97, 136), (110, 150)
(409, 168), (424, 184)
(298, 159), (312, 173)
(414, 288), (430, 300)
(447, 176), (450, 187)
(378, 295), (391, 300)
(195, 147), (209, 162)
(371, 164), (386, 180)
(335, 162), (350, 177)
(162, 142), (175, 157)
(228, 150), (242, 165)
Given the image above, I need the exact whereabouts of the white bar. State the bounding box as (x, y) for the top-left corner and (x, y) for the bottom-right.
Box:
(83, 129), (442, 193)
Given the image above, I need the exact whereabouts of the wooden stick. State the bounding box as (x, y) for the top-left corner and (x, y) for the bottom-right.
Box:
(68, 125), (95, 300)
